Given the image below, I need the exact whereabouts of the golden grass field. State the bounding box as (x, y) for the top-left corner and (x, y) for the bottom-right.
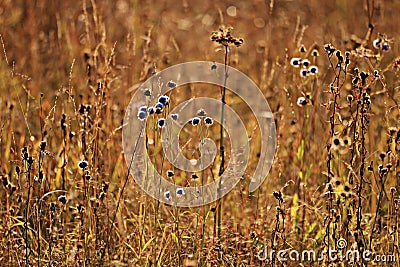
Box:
(0, 0), (400, 266)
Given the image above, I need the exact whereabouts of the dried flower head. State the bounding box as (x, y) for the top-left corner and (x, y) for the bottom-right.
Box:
(373, 34), (391, 52)
(308, 66), (318, 75)
(78, 160), (88, 169)
(158, 118), (166, 128)
(296, 96), (308, 107)
(211, 27), (243, 47)
(170, 113), (179, 121)
(312, 48), (319, 57)
(299, 44), (307, 53)
(302, 59), (311, 67)
(39, 140), (47, 151)
(373, 38), (382, 49)
(147, 107), (155, 115)
(176, 187), (185, 196)
(167, 80), (177, 88)
(204, 117), (214, 125)
(190, 117), (201, 126)
(300, 68), (309, 78)
(290, 57), (301, 68)
(144, 88), (151, 96)
(332, 137), (341, 147)
(158, 95), (170, 106)
(197, 109), (207, 117)
(137, 111), (147, 121)
(324, 43), (336, 57)
(347, 95), (354, 102)
(154, 102), (164, 114)
(382, 42), (390, 52)
(342, 136), (351, 146)
(58, 195), (67, 204)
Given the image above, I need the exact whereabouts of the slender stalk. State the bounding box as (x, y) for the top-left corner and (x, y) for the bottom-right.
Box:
(24, 156), (33, 266)
(217, 45), (229, 243)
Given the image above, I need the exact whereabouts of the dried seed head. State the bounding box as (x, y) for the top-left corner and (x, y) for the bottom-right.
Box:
(308, 65), (318, 75)
(300, 68), (308, 78)
(204, 117), (214, 125)
(344, 184), (351, 192)
(290, 57), (301, 68)
(382, 42), (390, 52)
(147, 107), (155, 115)
(312, 49), (319, 57)
(342, 137), (351, 146)
(299, 44), (307, 53)
(144, 88), (151, 96)
(296, 96), (308, 107)
(1, 176), (8, 187)
(137, 111), (147, 121)
(250, 232), (257, 239)
(273, 191), (283, 202)
(39, 140), (47, 151)
(302, 59), (310, 67)
(373, 38), (382, 49)
(170, 113), (179, 120)
(176, 187), (185, 196)
(347, 95), (354, 102)
(333, 137), (341, 146)
(102, 181), (109, 192)
(345, 57), (351, 66)
(78, 160), (88, 169)
(211, 27), (243, 47)
(197, 109), (207, 117)
(367, 165), (373, 172)
(167, 81), (177, 88)
(158, 95), (170, 105)
(58, 195), (67, 204)
(79, 104), (85, 114)
(157, 118), (166, 128)
(154, 102), (164, 114)
(190, 117), (201, 126)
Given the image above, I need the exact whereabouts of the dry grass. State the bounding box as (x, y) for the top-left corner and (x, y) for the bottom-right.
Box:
(0, 0), (400, 266)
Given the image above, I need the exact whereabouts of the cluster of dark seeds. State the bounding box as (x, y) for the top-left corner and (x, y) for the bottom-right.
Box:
(211, 27), (243, 47)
